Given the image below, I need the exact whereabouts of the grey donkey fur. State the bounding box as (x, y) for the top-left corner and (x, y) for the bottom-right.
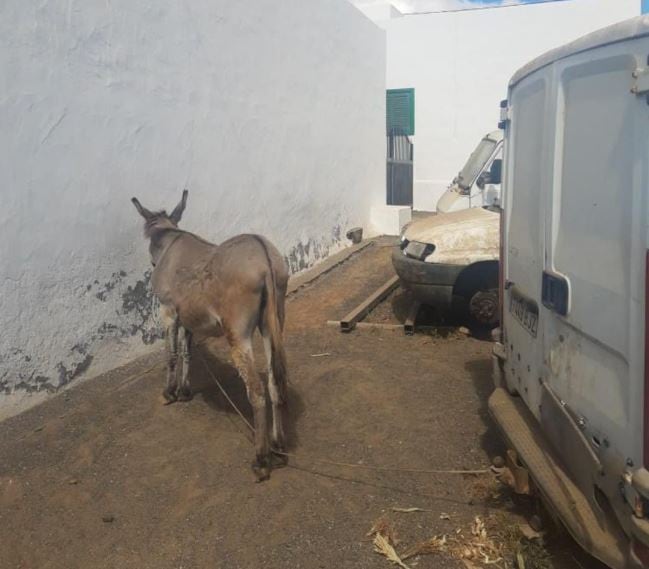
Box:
(131, 190), (289, 482)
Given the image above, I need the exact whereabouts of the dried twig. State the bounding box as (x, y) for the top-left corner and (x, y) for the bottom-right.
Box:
(402, 535), (447, 560)
(401, 517), (503, 565)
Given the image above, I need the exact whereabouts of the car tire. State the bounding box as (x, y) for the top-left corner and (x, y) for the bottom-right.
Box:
(468, 288), (499, 328)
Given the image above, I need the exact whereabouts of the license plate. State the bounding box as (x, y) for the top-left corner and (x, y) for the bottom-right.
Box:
(509, 289), (539, 337)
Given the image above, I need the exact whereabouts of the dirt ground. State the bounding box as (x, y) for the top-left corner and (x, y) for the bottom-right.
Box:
(1, 241), (606, 569)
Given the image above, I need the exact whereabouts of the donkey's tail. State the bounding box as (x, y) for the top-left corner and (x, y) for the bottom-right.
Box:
(252, 235), (288, 405)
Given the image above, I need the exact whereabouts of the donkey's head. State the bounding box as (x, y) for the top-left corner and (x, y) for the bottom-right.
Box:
(131, 190), (188, 266)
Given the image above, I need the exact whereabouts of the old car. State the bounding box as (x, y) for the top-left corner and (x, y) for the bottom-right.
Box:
(392, 207), (499, 326)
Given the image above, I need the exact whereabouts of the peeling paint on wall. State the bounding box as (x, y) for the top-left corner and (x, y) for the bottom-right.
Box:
(284, 225), (346, 274)
(93, 270), (127, 301)
(0, 269), (161, 397)
(121, 273), (162, 345)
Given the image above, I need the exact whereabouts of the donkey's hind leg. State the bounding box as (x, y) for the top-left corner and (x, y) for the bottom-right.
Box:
(177, 327), (193, 402)
(163, 315), (180, 403)
(261, 331), (287, 462)
(229, 334), (270, 482)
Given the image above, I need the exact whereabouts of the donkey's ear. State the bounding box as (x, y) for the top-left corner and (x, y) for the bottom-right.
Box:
(169, 189), (189, 224)
(131, 197), (154, 219)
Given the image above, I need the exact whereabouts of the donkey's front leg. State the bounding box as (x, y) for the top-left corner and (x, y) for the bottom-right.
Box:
(230, 337), (270, 482)
(163, 316), (180, 403)
(176, 327), (193, 402)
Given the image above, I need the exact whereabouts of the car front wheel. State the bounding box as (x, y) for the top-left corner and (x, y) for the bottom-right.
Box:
(468, 288), (499, 327)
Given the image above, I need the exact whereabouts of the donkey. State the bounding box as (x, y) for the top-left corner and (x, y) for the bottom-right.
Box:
(131, 190), (289, 481)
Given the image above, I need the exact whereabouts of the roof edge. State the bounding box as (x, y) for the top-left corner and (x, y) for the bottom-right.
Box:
(510, 15), (649, 88)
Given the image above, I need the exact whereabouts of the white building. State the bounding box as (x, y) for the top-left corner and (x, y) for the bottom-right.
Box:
(0, 0), (386, 416)
(352, 0), (640, 210)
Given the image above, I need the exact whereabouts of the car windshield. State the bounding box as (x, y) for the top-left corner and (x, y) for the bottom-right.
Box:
(457, 138), (497, 190)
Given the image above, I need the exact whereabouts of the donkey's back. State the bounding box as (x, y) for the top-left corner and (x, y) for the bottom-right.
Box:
(153, 232), (288, 338)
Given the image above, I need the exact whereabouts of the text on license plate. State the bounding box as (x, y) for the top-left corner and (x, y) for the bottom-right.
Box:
(509, 290), (539, 337)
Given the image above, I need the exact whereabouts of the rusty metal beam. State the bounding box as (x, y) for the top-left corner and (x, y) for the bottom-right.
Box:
(404, 300), (421, 336)
(339, 275), (400, 332)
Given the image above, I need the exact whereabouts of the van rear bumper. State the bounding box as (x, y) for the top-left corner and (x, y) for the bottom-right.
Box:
(488, 387), (636, 569)
(391, 247), (464, 307)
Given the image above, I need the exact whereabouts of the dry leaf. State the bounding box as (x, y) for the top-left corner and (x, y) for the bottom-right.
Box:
(367, 517), (399, 545)
(373, 533), (411, 569)
(401, 516), (502, 565)
(370, 515), (506, 567)
(439, 512), (450, 520)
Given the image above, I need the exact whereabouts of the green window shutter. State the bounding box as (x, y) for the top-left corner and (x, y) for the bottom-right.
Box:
(386, 88), (415, 136)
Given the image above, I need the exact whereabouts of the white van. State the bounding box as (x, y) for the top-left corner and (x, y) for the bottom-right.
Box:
(491, 16), (649, 569)
(436, 130), (503, 213)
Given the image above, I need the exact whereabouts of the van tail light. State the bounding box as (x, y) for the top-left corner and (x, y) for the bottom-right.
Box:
(645, 251), (649, 469)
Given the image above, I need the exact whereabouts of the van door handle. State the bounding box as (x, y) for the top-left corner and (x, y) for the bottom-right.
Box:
(542, 272), (569, 316)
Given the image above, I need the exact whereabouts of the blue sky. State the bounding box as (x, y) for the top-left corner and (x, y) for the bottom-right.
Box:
(352, 0), (572, 14)
(353, 0), (567, 12)
(417, 0), (564, 11)
(466, 0), (561, 4)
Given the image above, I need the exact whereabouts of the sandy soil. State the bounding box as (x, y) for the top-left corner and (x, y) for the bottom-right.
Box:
(0, 242), (605, 569)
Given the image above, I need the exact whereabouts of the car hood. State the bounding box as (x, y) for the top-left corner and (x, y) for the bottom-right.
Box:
(403, 208), (500, 265)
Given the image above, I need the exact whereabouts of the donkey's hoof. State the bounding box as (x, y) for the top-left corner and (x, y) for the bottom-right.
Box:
(271, 448), (289, 468)
(162, 387), (178, 404)
(252, 458), (271, 482)
(177, 386), (193, 402)
(253, 467), (271, 483)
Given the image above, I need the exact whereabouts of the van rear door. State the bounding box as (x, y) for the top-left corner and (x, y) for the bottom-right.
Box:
(503, 33), (649, 501)
(502, 74), (549, 416)
(543, 43), (647, 476)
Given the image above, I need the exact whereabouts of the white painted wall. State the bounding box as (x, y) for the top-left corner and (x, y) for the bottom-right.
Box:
(0, 0), (385, 416)
(373, 0), (639, 210)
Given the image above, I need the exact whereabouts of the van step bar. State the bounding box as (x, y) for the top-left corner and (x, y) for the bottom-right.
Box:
(488, 388), (629, 569)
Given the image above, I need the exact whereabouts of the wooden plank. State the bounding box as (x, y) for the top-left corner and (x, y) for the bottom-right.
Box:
(326, 320), (456, 333)
(327, 321), (402, 331)
(339, 275), (400, 332)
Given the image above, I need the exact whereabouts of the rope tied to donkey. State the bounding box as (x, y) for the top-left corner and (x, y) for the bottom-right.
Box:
(197, 354), (490, 476)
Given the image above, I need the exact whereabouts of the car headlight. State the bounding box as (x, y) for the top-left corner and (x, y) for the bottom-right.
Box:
(404, 241), (436, 261)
